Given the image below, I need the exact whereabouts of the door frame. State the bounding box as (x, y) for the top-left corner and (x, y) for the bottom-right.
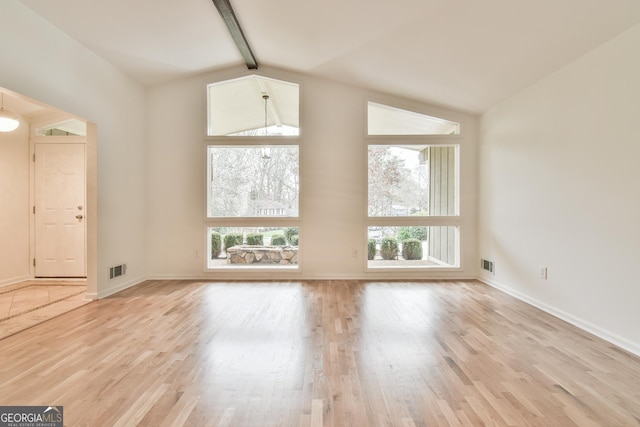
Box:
(32, 139), (87, 278)
(29, 119), (98, 298)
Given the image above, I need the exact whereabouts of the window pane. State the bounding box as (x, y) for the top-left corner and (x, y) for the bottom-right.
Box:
(35, 118), (86, 136)
(368, 145), (457, 217)
(209, 226), (299, 269)
(368, 102), (460, 135)
(208, 146), (299, 218)
(366, 226), (458, 268)
(207, 75), (299, 136)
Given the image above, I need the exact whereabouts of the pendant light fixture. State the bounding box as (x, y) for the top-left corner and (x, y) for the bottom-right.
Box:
(0, 93), (20, 132)
(261, 94), (271, 160)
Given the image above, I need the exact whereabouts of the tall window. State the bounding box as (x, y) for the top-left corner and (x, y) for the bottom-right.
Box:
(207, 146), (299, 218)
(367, 102), (460, 269)
(206, 76), (300, 269)
(367, 102), (460, 136)
(207, 75), (299, 136)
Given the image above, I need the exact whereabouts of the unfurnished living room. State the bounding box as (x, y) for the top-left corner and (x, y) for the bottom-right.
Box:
(1, 0), (640, 426)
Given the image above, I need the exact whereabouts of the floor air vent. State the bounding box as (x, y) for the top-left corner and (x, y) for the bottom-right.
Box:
(481, 259), (495, 274)
(109, 264), (127, 280)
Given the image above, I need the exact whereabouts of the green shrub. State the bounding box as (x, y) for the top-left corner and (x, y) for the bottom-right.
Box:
(211, 232), (221, 258)
(223, 233), (243, 251)
(401, 238), (423, 260)
(380, 237), (398, 260)
(410, 226), (429, 241)
(397, 227), (412, 241)
(284, 227), (299, 244)
(368, 239), (376, 260)
(398, 226), (428, 241)
(246, 233), (264, 245)
(271, 234), (286, 246)
(290, 235), (299, 246)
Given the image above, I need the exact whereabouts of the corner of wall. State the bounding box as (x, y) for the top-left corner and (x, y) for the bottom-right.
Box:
(477, 276), (640, 357)
(96, 275), (147, 299)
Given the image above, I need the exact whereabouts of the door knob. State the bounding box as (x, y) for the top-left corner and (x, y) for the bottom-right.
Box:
(76, 214), (84, 220)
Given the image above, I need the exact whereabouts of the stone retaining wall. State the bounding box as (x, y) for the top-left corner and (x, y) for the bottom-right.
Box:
(226, 245), (299, 265)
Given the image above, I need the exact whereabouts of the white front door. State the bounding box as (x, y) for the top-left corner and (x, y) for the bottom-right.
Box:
(34, 143), (86, 277)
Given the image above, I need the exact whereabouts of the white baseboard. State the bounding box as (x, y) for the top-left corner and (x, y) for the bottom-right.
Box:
(0, 275), (31, 288)
(478, 275), (640, 357)
(97, 275), (147, 299)
(146, 272), (478, 281)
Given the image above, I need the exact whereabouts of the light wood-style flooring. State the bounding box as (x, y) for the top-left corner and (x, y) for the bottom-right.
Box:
(0, 280), (638, 426)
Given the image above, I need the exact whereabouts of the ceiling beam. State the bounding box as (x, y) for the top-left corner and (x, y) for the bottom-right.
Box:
(211, 0), (258, 70)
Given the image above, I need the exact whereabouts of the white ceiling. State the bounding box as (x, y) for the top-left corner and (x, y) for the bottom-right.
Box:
(18, 0), (640, 113)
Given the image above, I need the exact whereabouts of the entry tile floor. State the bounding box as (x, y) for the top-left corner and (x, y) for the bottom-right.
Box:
(0, 281), (91, 340)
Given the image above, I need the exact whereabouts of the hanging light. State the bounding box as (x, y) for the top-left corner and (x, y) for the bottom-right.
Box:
(0, 93), (20, 132)
(261, 94), (271, 159)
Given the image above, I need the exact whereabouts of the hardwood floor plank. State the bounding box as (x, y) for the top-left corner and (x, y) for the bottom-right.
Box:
(436, 399), (464, 427)
(158, 392), (200, 427)
(310, 398), (324, 427)
(215, 407), (236, 427)
(0, 280), (639, 426)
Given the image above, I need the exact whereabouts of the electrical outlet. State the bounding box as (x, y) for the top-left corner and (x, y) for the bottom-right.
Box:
(540, 266), (548, 280)
(352, 248), (358, 258)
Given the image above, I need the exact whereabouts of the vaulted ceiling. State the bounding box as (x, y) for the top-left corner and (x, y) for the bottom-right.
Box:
(18, 0), (640, 113)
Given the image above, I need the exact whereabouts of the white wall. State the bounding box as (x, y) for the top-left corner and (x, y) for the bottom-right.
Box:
(0, 125), (30, 285)
(0, 1), (147, 297)
(479, 24), (640, 355)
(146, 66), (477, 280)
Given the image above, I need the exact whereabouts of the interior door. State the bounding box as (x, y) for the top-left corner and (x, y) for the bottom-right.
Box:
(34, 143), (86, 277)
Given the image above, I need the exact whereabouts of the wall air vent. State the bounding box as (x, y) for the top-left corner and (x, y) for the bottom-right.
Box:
(109, 263), (127, 280)
(481, 259), (495, 275)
